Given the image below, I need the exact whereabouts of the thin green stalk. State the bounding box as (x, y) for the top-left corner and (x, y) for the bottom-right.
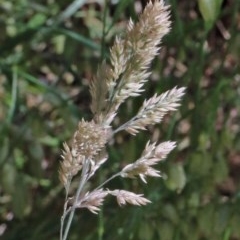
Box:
(94, 11), (121, 236)
(96, 173), (120, 190)
(53, 0), (87, 26)
(98, 208), (104, 240)
(7, 67), (18, 123)
(61, 160), (90, 240)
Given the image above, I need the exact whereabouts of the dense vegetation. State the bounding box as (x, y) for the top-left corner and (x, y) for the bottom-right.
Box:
(0, 0), (240, 239)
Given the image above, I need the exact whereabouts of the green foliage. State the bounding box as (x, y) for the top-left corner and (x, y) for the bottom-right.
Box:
(198, 0), (224, 30)
(0, 0), (240, 239)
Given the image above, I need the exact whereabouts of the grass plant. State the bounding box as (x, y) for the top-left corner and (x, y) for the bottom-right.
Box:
(59, 1), (185, 239)
(0, 0), (239, 239)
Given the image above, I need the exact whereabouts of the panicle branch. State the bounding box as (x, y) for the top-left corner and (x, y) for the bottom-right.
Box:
(120, 141), (176, 183)
(116, 87), (186, 135)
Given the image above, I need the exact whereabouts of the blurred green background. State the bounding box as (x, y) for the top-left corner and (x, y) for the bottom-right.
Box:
(0, 0), (240, 239)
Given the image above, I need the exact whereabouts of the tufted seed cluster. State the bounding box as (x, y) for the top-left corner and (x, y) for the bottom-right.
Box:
(59, 120), (109, 189)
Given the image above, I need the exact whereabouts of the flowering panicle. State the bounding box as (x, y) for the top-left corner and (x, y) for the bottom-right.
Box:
(77, 189), (108, 214)
(60, 1), (185, 240)
(90, 0), (171, 126)
(59, 120), (110, 189)
(115, 87), (185, 135)
(109, 190), (151, 206)
(120, 141), (176, 183)
(90, 62), (110, 119)
(72, 120), (109, 158)
(59, 142), (84, 188)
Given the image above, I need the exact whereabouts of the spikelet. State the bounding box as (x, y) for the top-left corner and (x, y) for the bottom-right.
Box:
(120, 141), (176, 183)
(59, 120), (110, 188)
(109, 190), (151, 206)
